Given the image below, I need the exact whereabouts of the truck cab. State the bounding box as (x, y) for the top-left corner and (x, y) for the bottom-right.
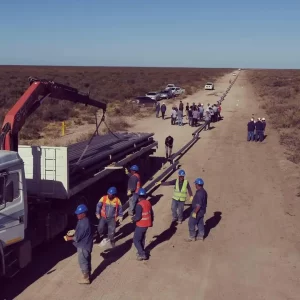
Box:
(0, 151), (28, 277)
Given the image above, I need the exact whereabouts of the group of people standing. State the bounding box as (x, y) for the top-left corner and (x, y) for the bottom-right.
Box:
(187, 102), (222, 129)
(247, 117), (267, 142)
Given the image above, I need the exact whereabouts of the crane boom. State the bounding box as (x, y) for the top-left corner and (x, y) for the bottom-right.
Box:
(0, 77), (107, 152)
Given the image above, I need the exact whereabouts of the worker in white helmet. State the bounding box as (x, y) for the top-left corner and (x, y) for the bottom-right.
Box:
(255, 118), (263, 142)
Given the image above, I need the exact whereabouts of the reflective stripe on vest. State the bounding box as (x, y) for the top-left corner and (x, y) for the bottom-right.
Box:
(136, 200), (152, 227)
(172, 179), (188, 202)
(101, 195), (119, 220)
(133, 173), (141, 193)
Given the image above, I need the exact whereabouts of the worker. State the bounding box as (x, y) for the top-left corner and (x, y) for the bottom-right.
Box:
(155, 169), (193, 224)
(179, 100), (184, 112)
(186, 178), (207, 242)
(255, 118), (264, 142)
(160, 102), (167, 119)
(247, 118), (255, 141)
(96, 187), (123, 248)
(199, 104), (204, 121)
(188, 106), (193, 126)
(192, 107), (198, 127)
(132, 188), (154, 261)
(64, 204), (93, 284)
(204, 111), (211, 130)
(171, 106), (177, 125)
(156, 102), (160, 118)
(125, 165), (141, 216)
(165, 135), (174, 159)
(177, 109), (183, 126)
(185, 102), (189, 120)
(212, 104), (218, 122)
(262, 117), (266, 139)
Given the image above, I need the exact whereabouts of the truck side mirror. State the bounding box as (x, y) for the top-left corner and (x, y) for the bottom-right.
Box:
(5, 181), (14, 203)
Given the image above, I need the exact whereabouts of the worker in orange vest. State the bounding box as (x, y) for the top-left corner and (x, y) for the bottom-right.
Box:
(132, 188), (154, 261)
(125, 165), (141, 216)
(96, 186), (123, 248)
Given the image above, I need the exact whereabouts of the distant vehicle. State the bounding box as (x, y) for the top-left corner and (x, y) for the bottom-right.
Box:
(166, 83), (176, 89)
(204, 82), (214, 90)
(159, 89), (173, 99)
(174, 87), (185, 96)
(232, 73), (237, 76)
(133, 96), (156, 107)
(145, 92), (161, 101)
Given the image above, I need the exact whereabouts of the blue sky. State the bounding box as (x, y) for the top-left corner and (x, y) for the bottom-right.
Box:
(0, 0), (299, 68)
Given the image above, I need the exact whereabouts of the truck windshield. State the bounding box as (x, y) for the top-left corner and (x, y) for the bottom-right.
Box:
(0, 176), (5, 207)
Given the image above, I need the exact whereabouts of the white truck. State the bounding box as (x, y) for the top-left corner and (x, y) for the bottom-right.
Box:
(204, 82), (214, 90)
(0, 78), (157, 278)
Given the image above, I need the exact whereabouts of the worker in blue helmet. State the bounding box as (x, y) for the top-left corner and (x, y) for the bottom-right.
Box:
(124, 164), (141, 216)
(131, 188), (154, 261)
(64, 204), (93, 284)
(155, 169), (193, 224)
(95, 187), (123, 248)
(186, 178), (207, 242)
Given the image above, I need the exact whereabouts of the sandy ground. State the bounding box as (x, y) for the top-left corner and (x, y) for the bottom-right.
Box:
(3, 71), (300, 300)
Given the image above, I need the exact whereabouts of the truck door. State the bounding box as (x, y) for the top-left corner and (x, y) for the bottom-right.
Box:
(0, 171), (25, 246)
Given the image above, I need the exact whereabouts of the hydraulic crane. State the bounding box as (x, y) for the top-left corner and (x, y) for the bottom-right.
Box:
(0, 76), (107, 152)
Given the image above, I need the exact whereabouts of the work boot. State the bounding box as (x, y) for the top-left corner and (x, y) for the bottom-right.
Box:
(77, 272), (90, 284)
(178, 220), (182, 224)
(196, 236), (204, 241)
(137, 255), (147, 261)
(185, 237), (195, 242)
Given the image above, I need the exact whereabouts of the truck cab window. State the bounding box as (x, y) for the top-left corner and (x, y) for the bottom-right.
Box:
(5, 173), (20, 202)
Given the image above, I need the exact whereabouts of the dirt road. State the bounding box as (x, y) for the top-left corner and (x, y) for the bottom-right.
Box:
(3, 71), (300, 300)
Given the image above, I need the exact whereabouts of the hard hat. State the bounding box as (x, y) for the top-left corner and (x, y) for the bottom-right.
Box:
(75, 204), (88, 215)
(262, 117), (265, 121)
(194, 178), (204, 185)
(178, 169), (186, 176)
(258, 118), (261, 121)
(130, 165), (139, 171)
(138, 188), (146, 196)
(251, 118), (254, 121)
(107, 186), (117, 195)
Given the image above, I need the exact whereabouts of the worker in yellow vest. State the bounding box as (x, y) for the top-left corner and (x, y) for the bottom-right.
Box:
(155, 169), (193, 223)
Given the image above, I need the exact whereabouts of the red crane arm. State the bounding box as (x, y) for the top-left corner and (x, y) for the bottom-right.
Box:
(0, 77), (107, 152)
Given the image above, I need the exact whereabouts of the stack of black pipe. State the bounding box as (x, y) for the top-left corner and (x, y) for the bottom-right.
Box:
(67, 132), (154, 187)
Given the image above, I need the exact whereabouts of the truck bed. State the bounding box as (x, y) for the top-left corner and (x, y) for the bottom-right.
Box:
(18, 132), (157, 200)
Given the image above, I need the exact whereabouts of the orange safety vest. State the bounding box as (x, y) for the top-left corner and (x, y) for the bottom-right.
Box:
(136, 199), (152, 228)
(132, 173), (141, 193)
(100, 195), (119, 220)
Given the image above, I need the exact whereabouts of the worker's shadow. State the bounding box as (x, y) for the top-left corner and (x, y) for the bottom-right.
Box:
(91, 238), (133, 282)
(204, 211), (222, 238)
(145, 222), (177, 254)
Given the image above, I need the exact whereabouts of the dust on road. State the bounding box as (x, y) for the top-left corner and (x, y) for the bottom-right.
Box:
(3, 71), (300, 300)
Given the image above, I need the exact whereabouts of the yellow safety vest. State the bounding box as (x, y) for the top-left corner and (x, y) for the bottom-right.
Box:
(173, 179), (188, 202)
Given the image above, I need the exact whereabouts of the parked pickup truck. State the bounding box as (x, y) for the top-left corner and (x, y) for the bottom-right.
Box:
(204, 82), (214, 90)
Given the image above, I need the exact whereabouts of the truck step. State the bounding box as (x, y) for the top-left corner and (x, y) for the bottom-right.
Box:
(4, 248), (21, 278)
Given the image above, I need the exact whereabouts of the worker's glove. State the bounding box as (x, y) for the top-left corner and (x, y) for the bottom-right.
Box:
(131, 216), (135, 223)
(117, 217), (123, 224)
(127, 190), (132, 196)
(192, 212), (197, 218)
(155, 181), (162, 186)
(63, 235), (68, 241)
(125, 168), (129, 175)
(96, 213), (101, 219)
(189, 196), (193, 202)
(67, 229), (76, 237)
